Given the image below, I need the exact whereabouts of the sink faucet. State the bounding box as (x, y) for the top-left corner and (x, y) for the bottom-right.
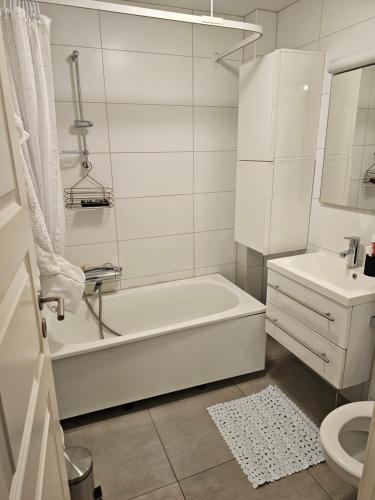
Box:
(340, 236), (360, 268)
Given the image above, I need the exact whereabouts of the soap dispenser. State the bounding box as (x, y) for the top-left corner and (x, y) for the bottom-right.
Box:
(364, 237), (375, 277)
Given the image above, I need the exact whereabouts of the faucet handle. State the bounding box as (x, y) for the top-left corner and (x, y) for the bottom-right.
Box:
(344, 236), (360, 243)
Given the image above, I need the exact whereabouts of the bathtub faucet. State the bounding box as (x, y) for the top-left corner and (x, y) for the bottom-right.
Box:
(83, 263), (123, 287)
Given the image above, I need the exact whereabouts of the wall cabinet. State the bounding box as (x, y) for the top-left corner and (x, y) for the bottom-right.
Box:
(235, 49), (324, 255)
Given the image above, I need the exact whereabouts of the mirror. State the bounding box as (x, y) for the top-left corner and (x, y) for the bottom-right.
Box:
(320, 65), (375, 211)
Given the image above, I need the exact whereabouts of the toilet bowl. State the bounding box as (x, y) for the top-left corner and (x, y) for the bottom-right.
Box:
(320, 401), (374, 488)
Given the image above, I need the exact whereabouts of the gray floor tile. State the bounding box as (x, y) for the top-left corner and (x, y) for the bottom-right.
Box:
(266, 336), (292, 361)
(309, 463), (357, 500)
(149, 384), (243, 480)
(64, 409), (175, 500)
(180, 460), (331, 500)
(130, 483), (185, 500)
(236, 355), (336, 425)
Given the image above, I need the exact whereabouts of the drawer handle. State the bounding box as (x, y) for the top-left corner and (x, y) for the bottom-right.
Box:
(265, 315), (330, 364)
(268, 283), (335, 322)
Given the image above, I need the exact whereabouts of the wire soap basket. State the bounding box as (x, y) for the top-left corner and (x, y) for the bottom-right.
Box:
(363, 152), (375, 186)
(64, 49), (114, 209)
(64, 161), (114, 209)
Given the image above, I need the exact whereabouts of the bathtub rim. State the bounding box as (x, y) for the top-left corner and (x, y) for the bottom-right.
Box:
(49, 274), (265, 361)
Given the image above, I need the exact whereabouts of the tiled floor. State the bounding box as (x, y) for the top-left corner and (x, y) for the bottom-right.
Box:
(63, 338), (357, 500)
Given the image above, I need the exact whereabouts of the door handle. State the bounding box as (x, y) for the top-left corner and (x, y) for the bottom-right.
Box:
(38, 292), (65, 321)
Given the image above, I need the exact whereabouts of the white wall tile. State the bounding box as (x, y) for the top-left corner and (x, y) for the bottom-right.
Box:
(118, 233), (194, 278)
(245, 10), (277, 59)
(192, 12), (243, 60)
(194, 107), (238, 151)
(41, 4), (101, 48)
(193, 58), (239, 107)
(65, 208), (117, 246)
(277, 0), (322, 49)
(65, 241), (119, 268)
(107, 104), (193, 152)
(60, 153), (112, 190)
(116, 195), (193, 240)
(194, 263), (236, 282)
(121, 269), (194, 289)
(299, 41), (320, 51)
(112, 152), (193, 198)
(321, 0), (375, 38)
(194, 192), (235, 231)
(308, 198), (375, 253)
(49, 3), (240, 284)
(103, 50), (192, 105)
(195, 229), (236, 268)
(100, 11), (192, 55)
(51, 46), (105, 103)
(55, 102), (109, 153)
(194, 151), (236, 193)
(319, 16), (375, 93)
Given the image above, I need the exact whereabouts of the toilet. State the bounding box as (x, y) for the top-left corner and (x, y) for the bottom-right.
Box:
(320, 401), (374, 488)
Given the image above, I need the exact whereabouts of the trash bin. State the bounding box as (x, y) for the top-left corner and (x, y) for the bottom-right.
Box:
(65, 446), (102, 500)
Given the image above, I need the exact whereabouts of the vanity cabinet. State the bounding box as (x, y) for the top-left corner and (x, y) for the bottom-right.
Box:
(235, 49), (324, 255)
(266, 268), (375, 389)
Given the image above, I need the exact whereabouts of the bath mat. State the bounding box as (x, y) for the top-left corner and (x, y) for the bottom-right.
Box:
(207, 385), (324, 488)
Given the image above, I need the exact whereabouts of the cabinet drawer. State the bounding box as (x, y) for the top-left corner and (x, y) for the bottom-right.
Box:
(266, 302), (346, 388)
(267, 269), (351, 348)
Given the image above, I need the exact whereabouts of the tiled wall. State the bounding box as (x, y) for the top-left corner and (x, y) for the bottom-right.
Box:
(277, 0), (375, 400)
(277, 0), (375, 257)
(41, 1), (242, 288)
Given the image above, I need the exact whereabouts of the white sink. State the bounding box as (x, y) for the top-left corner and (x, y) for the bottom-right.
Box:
(267, 252), (375, 306)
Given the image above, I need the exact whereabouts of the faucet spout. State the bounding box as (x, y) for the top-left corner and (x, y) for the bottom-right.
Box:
(341, 236), (360, 269)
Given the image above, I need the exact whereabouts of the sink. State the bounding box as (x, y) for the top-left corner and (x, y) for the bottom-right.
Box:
(267, 252), (375, 306)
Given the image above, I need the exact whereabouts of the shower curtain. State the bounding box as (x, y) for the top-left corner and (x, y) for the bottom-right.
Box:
(1, 5), (84, 312)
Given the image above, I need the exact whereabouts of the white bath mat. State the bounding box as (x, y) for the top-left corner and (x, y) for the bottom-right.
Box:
(207, 385), (324, 488)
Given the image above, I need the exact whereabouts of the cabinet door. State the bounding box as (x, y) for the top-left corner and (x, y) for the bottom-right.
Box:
(275, 51), (324, 160)
(234, 161), (273, 253)
(269, 159), (314, 254)
(237, 52), (277, 162)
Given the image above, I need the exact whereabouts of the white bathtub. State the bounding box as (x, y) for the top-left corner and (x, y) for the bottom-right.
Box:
(48, 274), (266, 419)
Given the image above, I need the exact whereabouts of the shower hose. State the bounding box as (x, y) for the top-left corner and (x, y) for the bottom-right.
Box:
(83, 286), (122, 339)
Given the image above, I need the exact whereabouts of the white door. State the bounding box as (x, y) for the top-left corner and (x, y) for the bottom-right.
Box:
(0, 24), (70, 500)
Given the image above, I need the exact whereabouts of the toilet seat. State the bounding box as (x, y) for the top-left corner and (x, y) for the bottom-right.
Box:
(320, 401), (374, 486)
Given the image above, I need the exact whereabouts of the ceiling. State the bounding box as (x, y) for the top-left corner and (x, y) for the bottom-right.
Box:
(113, 0), (297, 17)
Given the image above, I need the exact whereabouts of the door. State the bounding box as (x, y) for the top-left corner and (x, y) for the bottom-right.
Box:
(0, 24), (70, 500)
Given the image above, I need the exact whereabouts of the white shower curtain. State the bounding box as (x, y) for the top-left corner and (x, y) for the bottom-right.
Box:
(1, 6), (84, 312)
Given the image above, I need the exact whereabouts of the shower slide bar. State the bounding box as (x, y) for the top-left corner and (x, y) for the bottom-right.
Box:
(38, 0), (263, 62)
(70, 49), (92, 166)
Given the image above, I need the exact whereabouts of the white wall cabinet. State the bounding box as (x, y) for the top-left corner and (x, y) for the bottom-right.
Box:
(235, 49), (324, 255)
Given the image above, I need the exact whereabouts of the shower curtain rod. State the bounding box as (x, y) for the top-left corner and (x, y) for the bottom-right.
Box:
(38, 0), (263, 61)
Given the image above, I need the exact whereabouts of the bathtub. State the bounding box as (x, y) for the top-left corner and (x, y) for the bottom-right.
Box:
(48, 274), (266, 419)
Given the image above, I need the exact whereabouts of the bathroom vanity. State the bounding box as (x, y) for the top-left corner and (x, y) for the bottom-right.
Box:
(266, 252), (375, 389)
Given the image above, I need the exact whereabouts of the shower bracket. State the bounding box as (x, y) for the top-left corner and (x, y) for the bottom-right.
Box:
(74, 119), (93, 128)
